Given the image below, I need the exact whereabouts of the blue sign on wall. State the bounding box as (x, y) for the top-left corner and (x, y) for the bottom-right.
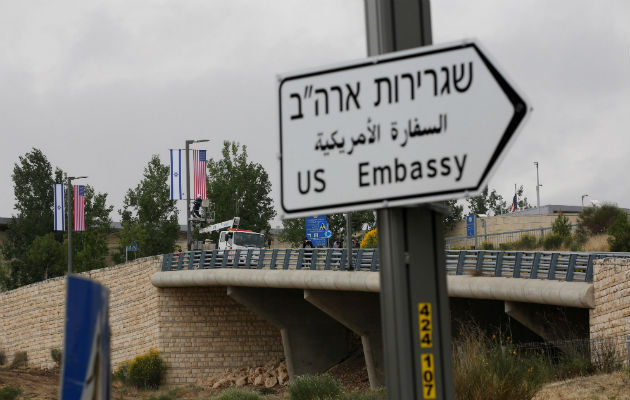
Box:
(466, 214), (476, 237)
(305, 215), (328, 246)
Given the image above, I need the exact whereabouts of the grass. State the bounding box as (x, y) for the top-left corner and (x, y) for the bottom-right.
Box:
(0, 386), (22, 400)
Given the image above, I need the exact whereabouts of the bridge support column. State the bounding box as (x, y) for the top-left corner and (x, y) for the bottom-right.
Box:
(304, 289), (384, 388)
(227, 287), (349, 379)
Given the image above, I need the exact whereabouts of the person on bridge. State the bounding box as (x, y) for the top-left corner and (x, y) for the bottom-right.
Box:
(303, 237), (313, 248)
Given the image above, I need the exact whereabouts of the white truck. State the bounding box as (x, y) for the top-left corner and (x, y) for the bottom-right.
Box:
(200, 217), (265, 264)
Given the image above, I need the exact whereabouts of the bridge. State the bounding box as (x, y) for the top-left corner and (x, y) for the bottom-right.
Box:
(152, 248), (625, 387)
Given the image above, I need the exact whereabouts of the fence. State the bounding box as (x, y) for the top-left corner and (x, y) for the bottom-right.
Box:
(160, 249), (629, 282)
(444, 225), (577, 249)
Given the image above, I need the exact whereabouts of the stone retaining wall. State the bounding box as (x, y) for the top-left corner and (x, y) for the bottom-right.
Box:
(590, 257), (630, 340)
(0, 257), (283, 385)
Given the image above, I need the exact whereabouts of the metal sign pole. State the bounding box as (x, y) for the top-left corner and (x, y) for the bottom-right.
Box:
(366, 1), (454, 398)
(66, 175), (73, 275)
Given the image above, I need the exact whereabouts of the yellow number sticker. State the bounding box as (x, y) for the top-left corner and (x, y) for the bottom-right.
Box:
(418, 302), (433, 348)
(421, 353), (436, 399)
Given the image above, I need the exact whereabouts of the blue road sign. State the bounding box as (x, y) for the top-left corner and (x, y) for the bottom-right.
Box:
(61, 276), (110, 400)
(305, 215), (328, 246)
(466, 214), (476, 237)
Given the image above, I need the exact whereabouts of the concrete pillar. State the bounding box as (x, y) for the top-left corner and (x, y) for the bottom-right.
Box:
(227, 286), (349, 379)
(304, 289), (384, 388)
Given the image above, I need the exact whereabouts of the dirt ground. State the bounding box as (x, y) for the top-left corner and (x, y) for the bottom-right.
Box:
(1, 365), (628, 399)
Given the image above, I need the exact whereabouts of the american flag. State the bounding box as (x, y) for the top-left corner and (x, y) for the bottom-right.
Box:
(193, 149), (207, 199)
(74, 185), (86, 231)
(509, 193), (518, 213)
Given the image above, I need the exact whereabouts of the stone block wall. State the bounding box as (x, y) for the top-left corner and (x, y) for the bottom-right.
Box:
(158, 287), (284, 385)
(0, 257), (283, 386)
(590, 257), (630, 340)
(448, 214), (579, 238)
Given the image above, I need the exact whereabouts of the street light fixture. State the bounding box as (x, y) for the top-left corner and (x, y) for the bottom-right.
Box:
(185, 139), (209, 250)
(581, 194), (589, 207)
(66, 175), (88, 274)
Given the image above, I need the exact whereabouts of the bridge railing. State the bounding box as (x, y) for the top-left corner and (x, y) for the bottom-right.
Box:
(161, 249), (628, 282)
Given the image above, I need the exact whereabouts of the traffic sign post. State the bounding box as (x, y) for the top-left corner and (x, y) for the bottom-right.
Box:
(305, 215), (329, 246)
(466, 215), (476, 238)
(277, 0), (529, 398)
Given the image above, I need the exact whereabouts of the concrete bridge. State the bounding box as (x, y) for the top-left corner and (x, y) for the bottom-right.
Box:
(1, 249), (628, 388)
(151, 249), (622, 387)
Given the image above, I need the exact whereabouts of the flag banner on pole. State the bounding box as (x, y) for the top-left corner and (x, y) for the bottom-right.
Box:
(74, 185), (86, 231)
(54, 184), (65, 231)
(169, 149), (183, 200)
(193, 149), (207, 199)
(510, 194), (518, 213)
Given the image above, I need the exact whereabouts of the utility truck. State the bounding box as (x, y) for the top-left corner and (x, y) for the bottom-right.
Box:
(199, 217), (265, 264)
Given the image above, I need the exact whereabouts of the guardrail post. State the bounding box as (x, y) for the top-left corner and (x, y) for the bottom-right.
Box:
(494, 252), (504, 277)
(548, 253), (558, 280)
(209, 250), (217, 268)
(475, 250), (485, 275)
(530, 252), (541, 279)
(283, 249), (292, 269)
(245, 249), (253, 268)
(455, 251), (465, 275)
(325, 249), (333, 270)
(270, 249), (279, 269)
(566, 254), (577, 282)
(221, 250), (228, 268)
(355, 248), (364, 270)
(370, 249), (379, 272)
(162, 253), (172, 271)
(176, 252), (185, 270)
(513, 252), (522, 278)
(187, 251), (196, 270)
(297, 249), (305, 269)
(258, 249), (266, 269)
(198, 250), (207, 269)
(339, 249), (348, 270)
(585, 254), (595, 282)
(310, 249), (319, 270)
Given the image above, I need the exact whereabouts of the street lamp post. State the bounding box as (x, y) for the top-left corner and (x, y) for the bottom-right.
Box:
(582, 194), (589, 207)
(185, 139), (209, 250)
(66, 174), (88, 274)
(534, 161), (542, 214)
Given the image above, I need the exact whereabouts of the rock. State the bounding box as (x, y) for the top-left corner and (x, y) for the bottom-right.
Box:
(235, 376), (247, 387)
(253, 375), (264, 386)
(278, 370), (289, 385)
(264, 376), (278, 388)
(212, 378), (232, 390)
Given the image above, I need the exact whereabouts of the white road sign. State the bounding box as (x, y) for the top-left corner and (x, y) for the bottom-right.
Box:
(278, 40), (529, 217)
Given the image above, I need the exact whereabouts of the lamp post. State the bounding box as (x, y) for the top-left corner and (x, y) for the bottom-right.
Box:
(185, 139), (209, 250)
(534, 161), (542, 214)
(66, 174), (88, 274)
(581, 194), (589, 207)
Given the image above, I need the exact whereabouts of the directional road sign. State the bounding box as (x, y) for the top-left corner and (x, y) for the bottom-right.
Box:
(466, 215), (476, 238)
(279, 40), (529, 216)
(305, 215), (328, 246)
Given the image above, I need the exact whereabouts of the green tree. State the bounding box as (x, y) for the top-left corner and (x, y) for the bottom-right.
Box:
(466, 186), (507, 216)
(552, 213), (572, 238)
(1, 149), (66, 289)
(515, 185), (533, 210)
(25, 233), (65, 281)
(115, 155), (179, 262)
(205, 141), (275, 240)
(578, 204), (626, 235)
(608, 212), (630, 251)
(443, 200), (464, 233)
(279, 218), (305, 247)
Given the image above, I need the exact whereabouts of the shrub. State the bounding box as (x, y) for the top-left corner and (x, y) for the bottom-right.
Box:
(9, 351), (27, 369)
(343, 389), (387, 400)
(578, 204), (626, 235)
(607, 213), (630, 251)
(119, 348), (166, 390)
(452, 328), (548, 400)
(479, 241), (494, 250)
(211, 388), (265, 400)
(512, 234), (538, 250)
(0, 386), (22, 400)
(287, 374), (343, 400)
(542, 234), (564, 250)
(552, 213), (572, 237)
(0, 350), (6, 366)
(50, 348), (62, 368)
(360, 229), (378, 248)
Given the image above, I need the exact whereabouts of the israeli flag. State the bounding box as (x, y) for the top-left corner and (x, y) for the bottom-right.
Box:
(54, 184), (65, 231)
(170, 149), (183, 200)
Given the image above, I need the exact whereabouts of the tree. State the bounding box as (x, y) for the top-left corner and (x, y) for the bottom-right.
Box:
(279, 218), (306, 248)
(1, 149), (66, 289)
(279, 211), (376, 248)
(115, 155), (179, 262)
(443, 200), (464, 233)
(515, 185), (533, 210)
(466, 186), (508, 216)
(552, 213), (572, 238)
(608, 213), (630, 251)
(205, 141), (275, 240)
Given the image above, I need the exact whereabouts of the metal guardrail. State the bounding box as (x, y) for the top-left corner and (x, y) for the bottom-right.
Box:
(161, 249), (629, 282)
(444, 225), (578, 249)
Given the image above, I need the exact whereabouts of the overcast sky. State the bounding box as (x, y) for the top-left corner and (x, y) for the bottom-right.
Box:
(1, 0), (628, 227)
